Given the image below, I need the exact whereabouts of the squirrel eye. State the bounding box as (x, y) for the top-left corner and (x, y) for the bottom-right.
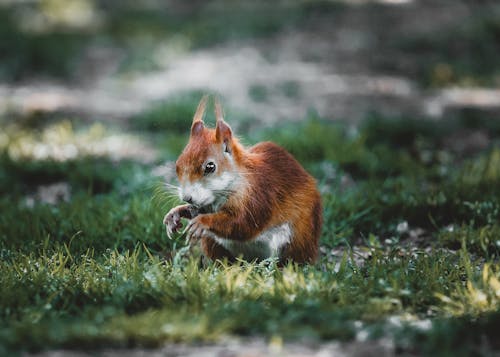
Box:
(204, 162), (216, 175)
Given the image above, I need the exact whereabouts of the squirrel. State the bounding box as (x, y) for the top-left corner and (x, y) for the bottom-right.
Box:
(163, 95), (322, 264)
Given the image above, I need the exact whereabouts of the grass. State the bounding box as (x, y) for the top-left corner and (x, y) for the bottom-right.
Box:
(1, 106), (500, 355)
(0, 248), (467, 351)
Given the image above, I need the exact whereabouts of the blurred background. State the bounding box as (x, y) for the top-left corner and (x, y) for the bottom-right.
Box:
(1, 0), (499, 125)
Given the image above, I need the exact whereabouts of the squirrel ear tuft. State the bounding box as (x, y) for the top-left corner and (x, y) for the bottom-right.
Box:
(215, 98), (232, 148)
(214, 96), (224, 123)
(192, 95), (208, 125)
(190, 95), (208, 137)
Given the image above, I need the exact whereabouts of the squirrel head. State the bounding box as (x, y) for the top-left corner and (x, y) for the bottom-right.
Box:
(175, 95), (244, 211)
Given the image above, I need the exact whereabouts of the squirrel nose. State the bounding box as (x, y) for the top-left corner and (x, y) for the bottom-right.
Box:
(183, 195), (193, 204)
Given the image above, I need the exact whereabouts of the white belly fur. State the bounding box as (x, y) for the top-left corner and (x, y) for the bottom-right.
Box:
(212, 223), (292, 261)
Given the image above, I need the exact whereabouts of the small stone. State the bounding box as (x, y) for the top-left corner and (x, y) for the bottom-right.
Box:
(396, 221), (408, 234)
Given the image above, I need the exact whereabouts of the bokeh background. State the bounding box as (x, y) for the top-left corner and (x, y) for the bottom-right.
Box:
(2, 0), (499, 125)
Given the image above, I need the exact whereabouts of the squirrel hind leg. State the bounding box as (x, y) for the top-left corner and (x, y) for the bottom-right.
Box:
(281, 200), (322, 264)
(201, 236), (235, 263)
(280, 239), (318, 264)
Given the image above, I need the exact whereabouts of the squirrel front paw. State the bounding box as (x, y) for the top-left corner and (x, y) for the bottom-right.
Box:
(163, 204), (199, 239)
(185, 218), (209, 244)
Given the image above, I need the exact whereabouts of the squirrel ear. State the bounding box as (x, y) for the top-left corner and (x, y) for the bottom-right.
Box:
(190, 95), (208, 136)
(214, 98), (232, 153)
(191, 120), (204, 136)
(216, 120), (233, 153)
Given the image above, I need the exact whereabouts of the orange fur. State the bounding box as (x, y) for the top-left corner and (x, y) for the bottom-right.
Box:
(170, 97), (322, 264)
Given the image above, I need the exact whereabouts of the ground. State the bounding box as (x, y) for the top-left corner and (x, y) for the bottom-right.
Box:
(1, 1), (500, 356)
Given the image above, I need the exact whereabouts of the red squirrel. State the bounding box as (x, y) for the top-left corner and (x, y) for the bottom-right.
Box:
(163, 95), (322, 263)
